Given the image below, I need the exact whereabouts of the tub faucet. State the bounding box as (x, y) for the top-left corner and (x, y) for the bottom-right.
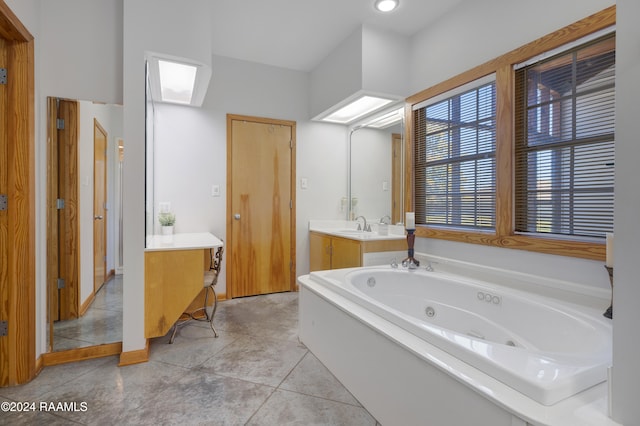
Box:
(355, 216), (371, 232)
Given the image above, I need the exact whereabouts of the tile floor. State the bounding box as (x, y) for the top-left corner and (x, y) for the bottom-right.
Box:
(53, 275), (123, 351)
(0, 292), (379, 425)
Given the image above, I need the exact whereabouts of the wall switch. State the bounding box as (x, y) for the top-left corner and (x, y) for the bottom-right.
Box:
(159, 202), (171, 213)
(211, 184), (220, 197)
(300, 177), (308, 190)
(382, 180), (389, 191)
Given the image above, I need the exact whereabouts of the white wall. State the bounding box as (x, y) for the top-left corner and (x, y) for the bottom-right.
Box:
(361, 25), (410, 98)
(39, 0), (123, 105)
(309, 27), (363, 118)
(410, 0), (614, 94)
(153, 55), (350, 294)
(612, 0), (640, 422)
(123, 0), (212, 353)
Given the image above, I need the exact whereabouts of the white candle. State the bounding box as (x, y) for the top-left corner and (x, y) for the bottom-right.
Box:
(405, 212), (415, 230)
(605, 233), (614, 267)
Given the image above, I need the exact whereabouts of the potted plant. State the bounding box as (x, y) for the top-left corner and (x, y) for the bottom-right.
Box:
(159, 212), (176, 235)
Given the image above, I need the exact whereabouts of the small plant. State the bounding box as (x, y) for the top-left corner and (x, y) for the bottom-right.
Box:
(158, 212), (176, 226)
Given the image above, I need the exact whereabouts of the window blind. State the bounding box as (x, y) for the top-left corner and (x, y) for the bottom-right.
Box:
(414, 80), (497, 230)
(514, 34), (615, 238)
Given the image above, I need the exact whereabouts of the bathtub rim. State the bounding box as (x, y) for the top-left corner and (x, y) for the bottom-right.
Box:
(298, 274), (619, 426)
(309, 266), (611, 405)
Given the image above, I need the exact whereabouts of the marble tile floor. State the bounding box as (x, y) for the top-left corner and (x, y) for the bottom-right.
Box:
(53, 275), (123, 351)
(0, 291), (380, 425)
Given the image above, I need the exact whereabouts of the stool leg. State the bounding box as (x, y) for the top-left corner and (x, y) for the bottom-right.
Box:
(203, 284), (219, 338)
(169, 322), (179, 344)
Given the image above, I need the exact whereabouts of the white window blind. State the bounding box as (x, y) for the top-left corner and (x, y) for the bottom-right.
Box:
(514, 34), (615, 238)
(414, 79), (497, 230)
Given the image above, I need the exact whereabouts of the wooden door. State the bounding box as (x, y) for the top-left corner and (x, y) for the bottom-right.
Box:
(0, 1), (36, 386)
(93, 119), (107, 293)
(48, 99), (80, 322)
(227, 115), (296, 298)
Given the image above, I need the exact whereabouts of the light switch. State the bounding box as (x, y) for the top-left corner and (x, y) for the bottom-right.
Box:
(300, 177), (308, 190)
(382, 180), (389, 191)
(211, 184), (220, 197)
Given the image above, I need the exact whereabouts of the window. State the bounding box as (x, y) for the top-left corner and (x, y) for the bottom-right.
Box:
(414, 78), (497, 230)
(514, 34), (615, 238)
(407, 7), (615, 260)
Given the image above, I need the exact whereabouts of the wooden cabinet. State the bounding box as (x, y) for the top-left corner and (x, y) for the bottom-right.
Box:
(309, 231), (406, 272)
(310, 232), (360, 271)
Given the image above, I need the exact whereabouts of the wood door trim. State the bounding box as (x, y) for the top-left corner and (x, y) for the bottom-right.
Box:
(226, 114), (296, 299)
(0, 0), (35, 387)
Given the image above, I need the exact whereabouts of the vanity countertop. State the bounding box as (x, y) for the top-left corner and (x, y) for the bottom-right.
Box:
(309, 220), (406, 242)
(145, 232), (223, 251)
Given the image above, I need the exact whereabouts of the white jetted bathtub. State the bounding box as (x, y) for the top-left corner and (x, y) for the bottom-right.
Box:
(298, 264), (614, 425)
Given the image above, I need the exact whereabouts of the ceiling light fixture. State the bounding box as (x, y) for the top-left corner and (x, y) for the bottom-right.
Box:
(374, 0), (399, 12)
(320, 95), (395, 124)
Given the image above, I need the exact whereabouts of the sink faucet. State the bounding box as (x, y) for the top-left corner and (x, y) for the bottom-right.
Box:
(379, 215), (391, 225)
(355, 216), (371, 232)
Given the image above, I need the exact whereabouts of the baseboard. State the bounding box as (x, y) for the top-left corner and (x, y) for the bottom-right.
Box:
(42, 342), (123, 366)
(78, 292), (95, 316)
(118, 340), (149, 366)
(35, 354), (44, 376)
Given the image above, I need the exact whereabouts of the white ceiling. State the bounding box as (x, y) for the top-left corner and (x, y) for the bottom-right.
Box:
(210, 0), (463, 72)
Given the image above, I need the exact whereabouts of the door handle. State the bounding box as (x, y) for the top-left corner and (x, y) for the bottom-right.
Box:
(234, 213), (241, 220)
(94, 215), (103, 220)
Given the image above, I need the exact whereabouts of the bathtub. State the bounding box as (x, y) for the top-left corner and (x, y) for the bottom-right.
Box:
(298, 265), (615, 425)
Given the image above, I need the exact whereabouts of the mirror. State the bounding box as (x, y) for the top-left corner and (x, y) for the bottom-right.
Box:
(145, 62), (156, 243)
(348, 103), (405, 224)
(46, 97), (124, 352)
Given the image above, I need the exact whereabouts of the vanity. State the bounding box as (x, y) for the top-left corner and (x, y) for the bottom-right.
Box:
(309, 220), (407, 271)
(144, 232), (223, 338)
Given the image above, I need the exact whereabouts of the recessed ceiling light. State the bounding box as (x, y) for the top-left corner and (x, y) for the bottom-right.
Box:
(158, 60), (198, 104)
(146, 53), (212, 107)
(374, 0), (399, 12)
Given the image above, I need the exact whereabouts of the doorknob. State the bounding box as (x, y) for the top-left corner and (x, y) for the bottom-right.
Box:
(234, 213), (241, 220)
(94, 215), (103, 220)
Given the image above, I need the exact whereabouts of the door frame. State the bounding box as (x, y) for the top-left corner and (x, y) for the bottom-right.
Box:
(226, 114), (297, 298)
(0, 1), (36, 386)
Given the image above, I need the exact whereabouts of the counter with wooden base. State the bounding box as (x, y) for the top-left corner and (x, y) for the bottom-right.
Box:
(144, 232), (223, 339)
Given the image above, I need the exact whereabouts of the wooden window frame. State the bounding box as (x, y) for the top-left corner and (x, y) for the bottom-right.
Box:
(405, 5), (615, 261)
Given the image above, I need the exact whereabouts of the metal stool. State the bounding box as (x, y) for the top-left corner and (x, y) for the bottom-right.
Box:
(169, 244), (223, 343)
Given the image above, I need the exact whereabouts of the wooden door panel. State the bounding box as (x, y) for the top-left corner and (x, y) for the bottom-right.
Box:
(57, 100), (79, 320)
(93, 119), (107, 293)
(229, 117), (294, 297)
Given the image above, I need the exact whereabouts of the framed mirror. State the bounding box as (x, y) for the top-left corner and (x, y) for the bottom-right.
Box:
(46, 97), (124, 355)
(348, 103), (405, 225)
